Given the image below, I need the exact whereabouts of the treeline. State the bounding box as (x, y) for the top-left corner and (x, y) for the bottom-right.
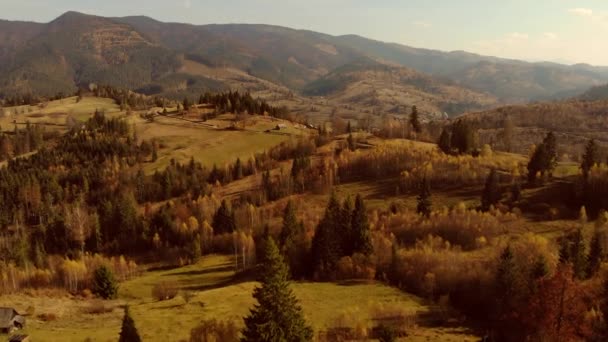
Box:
(0, 123), (46, 162)
(197, 91), (290, 120)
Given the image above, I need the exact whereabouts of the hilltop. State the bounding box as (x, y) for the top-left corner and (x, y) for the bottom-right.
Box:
(2, 11), (608, 117)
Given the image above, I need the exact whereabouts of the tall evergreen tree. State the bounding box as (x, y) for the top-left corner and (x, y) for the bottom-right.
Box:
(340, 197), (354, 255)
(213, 200), (236, 234)
(279, 200), (299, 251)
(92, 265), (118, 300)
(438, 128), (451, 154)
(581, 139), (600, 179)
(410, 105), (422, 134)
(351, 195), (373, 255)
(311, 194), (343, 279)
(588, 227), (603, 278)
(119, 306), (142, 342)
(241, 237), (313, 342)
(417, 177), (432, 217)
(481, 169), (501, 211)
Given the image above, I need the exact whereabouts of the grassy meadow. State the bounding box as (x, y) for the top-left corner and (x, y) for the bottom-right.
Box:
(3, 255), (478, 341)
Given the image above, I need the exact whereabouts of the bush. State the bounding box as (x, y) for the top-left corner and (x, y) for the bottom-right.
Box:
(189, 319), (239, 342)
(84, 300), (114, 315)
(92, 265), (119, 299)
(152, 281), (179, 301)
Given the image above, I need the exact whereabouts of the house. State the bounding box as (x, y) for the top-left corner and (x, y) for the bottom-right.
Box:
(0, 308), (25, 334)
(8, 335), (29, 342)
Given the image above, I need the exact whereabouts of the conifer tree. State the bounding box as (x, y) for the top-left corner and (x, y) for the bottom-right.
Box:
(279, 200), (299, 251)
(183, 97), (191, 111)
(347, 133), (355, 151)
(438, 128), (451, 154)
(410, 105), (422, 134)
(587, 227), (603, 278)
(119, 306), (142, 342)
(92, 265), (118, 299)
(311, 194), (343, 279)
(242, 237), (313, 342)
(340, 197), (354, 255)
(581, 139), (600, 179)
(481, 169), (501, 211)
(213, 200), (236, 234)
(351, 195), (373, 255)
(417, 177), (432, 217)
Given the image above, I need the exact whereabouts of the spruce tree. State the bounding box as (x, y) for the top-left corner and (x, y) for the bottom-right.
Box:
(311, 194), (343, 279)
(92, 265), (118, 299)
(438, 128), (451, 154)
(588, 228), (603, 278)
(242, 237), (313, 342)
(351, 195), (373, 255)
(410, 105), (422, 134)
(571, 227), (588, 280)
(213, 200), (236, 234)
(340, 197), (354, 255)
(119, 306), (142, 342)
(481, 169), (501, 211)
(417, 177), (432, 217)
(581, 139), (600, 179)
(279, 200), (299, 251)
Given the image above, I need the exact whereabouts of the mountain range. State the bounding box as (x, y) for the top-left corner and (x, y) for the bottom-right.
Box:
(2, 11), (608, 116)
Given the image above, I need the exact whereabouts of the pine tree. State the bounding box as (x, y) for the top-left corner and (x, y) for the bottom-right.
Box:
(279, 200), (299, 251)
(570, 228), (588, 280)
(92, 265), (119, 299)
(119, 306), (142, 342)
(417, 177), (432, 217)
(311, 194), (343, 279)
(213, 200), (236, 234)
(438, 128), (451, 154)
(581, 139), (599, 179)
(340, 197), (354, 255)
(347, 133), (355, 151)
(588, 228), (603, 278)
(241, 237), (313, 342)
(481, 169), (501, 211)
(409, 105), (422, 134)
(351, 195), (373, 255)
(183, 97), (191, 111)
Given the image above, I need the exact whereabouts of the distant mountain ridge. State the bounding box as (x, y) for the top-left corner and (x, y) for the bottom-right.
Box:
(1, 11), (608, 112)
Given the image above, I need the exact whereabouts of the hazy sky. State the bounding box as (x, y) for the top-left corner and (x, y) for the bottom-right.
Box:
(2, 0), (608, 65)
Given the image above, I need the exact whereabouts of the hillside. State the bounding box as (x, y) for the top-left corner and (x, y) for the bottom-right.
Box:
(303, 60), (498, 117)
(2, 11), (608, 108)
(458, 99), (608, 157)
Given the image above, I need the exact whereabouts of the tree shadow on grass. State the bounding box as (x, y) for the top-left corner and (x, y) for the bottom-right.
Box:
(164, 263), (234, 277)
(180, 267), (258, 292)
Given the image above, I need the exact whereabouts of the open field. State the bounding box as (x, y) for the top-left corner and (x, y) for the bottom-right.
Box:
(1, 96), (122, 128)
(2, 255), (478, 341)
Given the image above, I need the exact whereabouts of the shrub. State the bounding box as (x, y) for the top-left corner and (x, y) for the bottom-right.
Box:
(84, 300), (114, 315)
(152, 281), (179, 301)
(189, 319), (239, 342)
(92, 265), (119, 300)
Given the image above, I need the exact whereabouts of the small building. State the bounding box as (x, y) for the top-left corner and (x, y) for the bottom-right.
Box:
(8, 335), (29, 342)
(0, 308), (25, 334)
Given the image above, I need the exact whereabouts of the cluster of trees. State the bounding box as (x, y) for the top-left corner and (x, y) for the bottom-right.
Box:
(0, 123), (46, 161)
(311, 194), (373, 280)
(527, 131), (557, 183)
(197, 91), (290, 120)
(438, 120), (478, 155)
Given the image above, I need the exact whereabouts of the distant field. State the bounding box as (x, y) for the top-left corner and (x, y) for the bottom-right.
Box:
(0, 96), (122, 128)
(135, 113), (310, 172)
(5, 255), (478, 341)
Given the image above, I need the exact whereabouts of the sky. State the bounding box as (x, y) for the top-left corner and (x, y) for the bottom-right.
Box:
(2, 0), (608, 65)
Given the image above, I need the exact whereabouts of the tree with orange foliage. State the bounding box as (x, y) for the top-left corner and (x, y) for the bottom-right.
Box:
(524, 265), (591, 341)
